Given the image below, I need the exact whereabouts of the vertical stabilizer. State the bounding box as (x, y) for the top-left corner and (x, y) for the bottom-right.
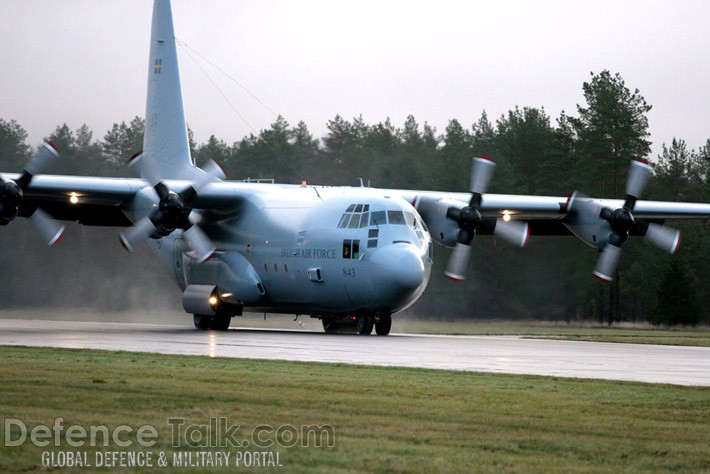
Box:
(143, 0), (198, 181)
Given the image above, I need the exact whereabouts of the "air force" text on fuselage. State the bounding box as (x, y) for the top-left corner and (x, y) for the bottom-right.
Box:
(280, 248), (338, 259)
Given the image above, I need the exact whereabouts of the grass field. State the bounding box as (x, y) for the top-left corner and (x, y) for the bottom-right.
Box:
(0, 346), (708, 473)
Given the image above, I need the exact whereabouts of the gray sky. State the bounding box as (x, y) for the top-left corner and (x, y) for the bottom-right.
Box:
(1, 0), (709, 161)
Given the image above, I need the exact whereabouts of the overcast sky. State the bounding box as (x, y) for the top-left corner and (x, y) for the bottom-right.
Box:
(1, 0), (708, 162)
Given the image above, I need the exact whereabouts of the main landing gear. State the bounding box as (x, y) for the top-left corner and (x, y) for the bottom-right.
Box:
(321, 314), (392, 336)
(193, 313), (232, 331)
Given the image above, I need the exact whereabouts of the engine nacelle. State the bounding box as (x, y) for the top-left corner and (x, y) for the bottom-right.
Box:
(182, 284), (219, 316)
(414, 195), (465, 248)
(563, 207), (613, 250)
(185, 251), (266, 305)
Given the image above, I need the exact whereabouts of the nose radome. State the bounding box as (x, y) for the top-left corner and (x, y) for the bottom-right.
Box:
(369, 243), (426, 291)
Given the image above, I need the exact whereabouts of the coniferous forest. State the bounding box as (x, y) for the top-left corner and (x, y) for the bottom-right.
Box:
(1, 70), (709, 324)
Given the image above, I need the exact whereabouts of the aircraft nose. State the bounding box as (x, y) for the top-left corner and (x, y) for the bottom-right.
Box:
(370, 243), (427, 292)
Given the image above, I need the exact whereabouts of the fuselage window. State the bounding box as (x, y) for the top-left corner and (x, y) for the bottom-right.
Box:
(284, 264), (288, 272)
(342, 239), (360, 259)
(274, 263), (278, 272)
(387, 210), (406, 225)
(368, 228), (379, 238)
(367, 239), (378, 248)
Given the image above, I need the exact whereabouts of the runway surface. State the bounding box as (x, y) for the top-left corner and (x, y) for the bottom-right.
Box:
(0, 318), (708, 386)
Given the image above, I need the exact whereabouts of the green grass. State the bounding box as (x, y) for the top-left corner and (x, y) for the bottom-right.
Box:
(0, 347), (708, 473)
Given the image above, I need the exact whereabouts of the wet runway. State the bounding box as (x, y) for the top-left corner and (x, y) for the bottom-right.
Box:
(0, 318), (708, 386)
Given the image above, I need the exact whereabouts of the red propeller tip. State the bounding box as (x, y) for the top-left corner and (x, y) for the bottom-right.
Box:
(43, 139), (60, 155)
(592, 271), (613, 283)
(445, 274), (464, 282)
(48, 227), (66, 247)
(672, 232), (681, 254)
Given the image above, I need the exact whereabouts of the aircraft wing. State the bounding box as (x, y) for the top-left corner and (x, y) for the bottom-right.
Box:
(1, 173), (247, 227)
(396, 190), (710, 220)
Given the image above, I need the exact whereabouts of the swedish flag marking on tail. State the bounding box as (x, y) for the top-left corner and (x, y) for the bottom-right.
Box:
(154, 58), (162, 74)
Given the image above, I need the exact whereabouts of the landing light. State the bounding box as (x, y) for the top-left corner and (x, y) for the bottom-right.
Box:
(209, 296), (219, 306)
(69, 193), (79, 205)
(502, 211), (511, 222)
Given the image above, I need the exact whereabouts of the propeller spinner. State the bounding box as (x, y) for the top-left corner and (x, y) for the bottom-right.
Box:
(445, 156), (530, 281)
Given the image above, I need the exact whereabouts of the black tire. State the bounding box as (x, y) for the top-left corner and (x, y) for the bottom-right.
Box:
(193, 314), (213, 330)
(356, 315), (374, 335)
(375, 317), (392, 336)
(211, 313), (232, 331)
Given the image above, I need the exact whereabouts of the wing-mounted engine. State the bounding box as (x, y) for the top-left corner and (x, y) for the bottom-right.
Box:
(0, 139), (66, 245)
(416, 156), (530, 281)
(562, 194), (612, 249)
(184, 250), (266, 306)
(414, 196), (464, 248)
(565, 158), (681, 282)
(120, 160), (226, 262)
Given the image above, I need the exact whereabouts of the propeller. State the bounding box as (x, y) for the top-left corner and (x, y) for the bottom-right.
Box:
(444, 156), (530, 281)
(568, 158), (681, 282)
(119, 160), (224, 263)
(0, 139), (65, 246)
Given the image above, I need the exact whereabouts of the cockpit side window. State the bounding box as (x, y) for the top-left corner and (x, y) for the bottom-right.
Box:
(404, 211), (415, 227)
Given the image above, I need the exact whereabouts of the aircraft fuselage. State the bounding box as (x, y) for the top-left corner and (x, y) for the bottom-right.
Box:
(150, 185), (433, 320)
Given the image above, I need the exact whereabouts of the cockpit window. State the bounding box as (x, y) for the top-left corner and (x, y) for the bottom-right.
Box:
(339, 203), (370, 228)
(347, 214), (361, 228)
(370, 211), (386, 226)
(387, 210), (406, 225)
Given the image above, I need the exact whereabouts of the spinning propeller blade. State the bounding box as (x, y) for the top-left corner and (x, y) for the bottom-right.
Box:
(444, 156), (529, 281)
(120, 160), (225, 257)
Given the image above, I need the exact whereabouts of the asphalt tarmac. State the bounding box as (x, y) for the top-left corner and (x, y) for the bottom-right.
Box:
(0, 318), (708, 386)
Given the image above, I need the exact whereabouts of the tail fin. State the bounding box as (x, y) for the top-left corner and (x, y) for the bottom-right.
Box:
(142, 0), (199, 181)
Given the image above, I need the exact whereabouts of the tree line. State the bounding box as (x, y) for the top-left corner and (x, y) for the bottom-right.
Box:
(1, 70), (708, 324)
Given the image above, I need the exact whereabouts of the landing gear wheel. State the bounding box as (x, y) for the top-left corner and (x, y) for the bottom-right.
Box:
(211, 313), (232, 331)
(193, 314), (212, 330)
(356, 315), (374, 335)
(375, 317), (392, 336)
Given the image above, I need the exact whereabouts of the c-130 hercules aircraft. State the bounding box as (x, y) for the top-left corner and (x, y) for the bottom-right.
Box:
(1, 0), (709, 335)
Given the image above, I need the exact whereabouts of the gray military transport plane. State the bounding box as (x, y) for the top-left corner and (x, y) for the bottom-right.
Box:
(2, 0), (710, 335)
